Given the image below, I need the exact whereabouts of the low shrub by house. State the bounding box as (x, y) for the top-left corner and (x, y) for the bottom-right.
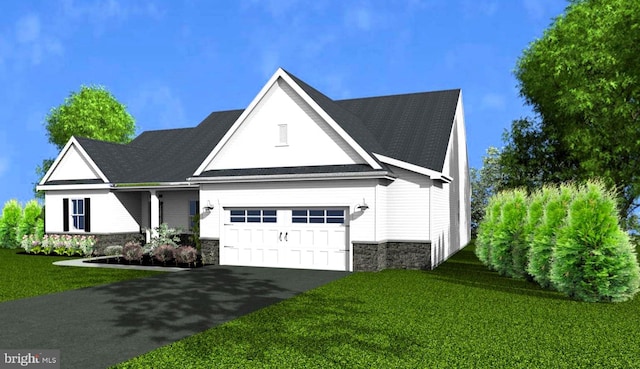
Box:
(143, 223), (181, 255)
(175, 245), (198, 265)
(21, 234), (96, 256)
(152, 244), (175, 264)
(104, 245), (124, 257)
(123, 241), (144, 262)
(549, 181), (640, 302)
(477, 180), (640, 302)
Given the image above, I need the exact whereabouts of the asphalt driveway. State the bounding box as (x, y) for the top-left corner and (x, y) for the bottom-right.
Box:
(0, 266), (349, 369)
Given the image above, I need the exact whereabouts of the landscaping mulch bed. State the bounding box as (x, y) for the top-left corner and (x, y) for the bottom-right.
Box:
(84, 254), (204, 269)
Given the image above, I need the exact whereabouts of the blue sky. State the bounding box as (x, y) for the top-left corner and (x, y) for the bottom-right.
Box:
(0, 0), (568, 205)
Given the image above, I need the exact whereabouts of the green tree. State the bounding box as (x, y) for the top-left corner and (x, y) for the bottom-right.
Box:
(17, 200), (42, 241)
(504, 0), (640, 225)
(470, 147), (505, 236)
(0, 200), (23, 249)
(475, 192), (506, 268)
(35, 85), (136, 197)
(45, 85), (136, 150)
(527, 185), (575, 289)
(549, 181), (640, 302)
(490, 189), (529, 279)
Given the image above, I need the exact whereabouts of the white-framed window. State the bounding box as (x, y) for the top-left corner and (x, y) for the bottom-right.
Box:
(277, 124), (288, 146)
(189, 200), (199, 231)
(230, 209), (277, 223)
(71, 199), (85, 230)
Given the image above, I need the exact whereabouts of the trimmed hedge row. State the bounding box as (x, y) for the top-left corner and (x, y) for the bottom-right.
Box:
(0, 199), (44, 249)
(476, 181), (640, 302)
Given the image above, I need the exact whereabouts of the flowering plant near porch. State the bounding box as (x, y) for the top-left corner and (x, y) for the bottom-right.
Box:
(143, 223), (182, 254)
(21, 234), (96, 256)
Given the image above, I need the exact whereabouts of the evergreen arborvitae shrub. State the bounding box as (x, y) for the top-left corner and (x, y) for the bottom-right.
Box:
(527, 185), (575, 289)
(17, 200), (42, 241)
(475, 193), (506, 268)
(550, 181), (640, 302)
(0, 200), (23, 249)
(34, 218), (45, 239)
(490, 189), (529, 278)
(525, 187), (553, 248)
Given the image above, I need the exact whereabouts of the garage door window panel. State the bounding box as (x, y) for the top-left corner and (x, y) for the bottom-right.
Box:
(290, 209), (345, 224)
(230, 209), (278, 223)
(292, 210), (308, 223)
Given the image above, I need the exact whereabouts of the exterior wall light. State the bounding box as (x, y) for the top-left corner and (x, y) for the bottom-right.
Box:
(357, 198), (369, 211)
(203, 200), (214, 212)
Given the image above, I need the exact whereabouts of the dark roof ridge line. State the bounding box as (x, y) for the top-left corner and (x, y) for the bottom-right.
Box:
(335, 88), (461, 102)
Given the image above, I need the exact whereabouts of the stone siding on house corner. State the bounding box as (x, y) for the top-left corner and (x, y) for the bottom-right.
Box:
(200, 238), (220, 265)
(353, 241), (431, 271)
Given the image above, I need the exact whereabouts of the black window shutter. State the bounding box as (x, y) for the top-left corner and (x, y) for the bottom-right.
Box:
(84, 198), (91, 232)
(63, 198), (69, 232)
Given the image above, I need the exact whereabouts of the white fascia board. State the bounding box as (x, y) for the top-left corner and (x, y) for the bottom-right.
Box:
(188, 171), (395, 184)
(278, 71), (382, 170)
(36, 183), (112, 191)
(39, 136), (110, 184)
(374, 154), (452, 183)
(192, 68), (382, 176)
(112, 182), (198, 190)
(193, 70), (285, 176)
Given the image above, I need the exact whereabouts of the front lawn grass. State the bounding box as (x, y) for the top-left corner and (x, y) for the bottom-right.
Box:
(0, 249), (163, 302)
(113, 243), (640, 369)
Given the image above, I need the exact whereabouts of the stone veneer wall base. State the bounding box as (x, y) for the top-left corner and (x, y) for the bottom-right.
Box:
(353, 241), (432, 272)
(46, 232), (145, 256)
(200, 239), (220, 265)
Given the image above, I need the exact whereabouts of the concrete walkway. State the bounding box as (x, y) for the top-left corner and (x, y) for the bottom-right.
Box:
(0, 266), (349, 369)
(53, 256), (189, 272)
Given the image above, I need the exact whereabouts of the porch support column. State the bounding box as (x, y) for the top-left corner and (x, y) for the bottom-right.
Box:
(150, 190), (160, 239)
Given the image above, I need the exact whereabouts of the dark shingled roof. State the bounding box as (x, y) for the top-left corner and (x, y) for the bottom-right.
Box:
(199, 164), (389, 178)
(71, 110), (242, 184)
(335, 89), (460, 172)
(48, 71), (459, 184)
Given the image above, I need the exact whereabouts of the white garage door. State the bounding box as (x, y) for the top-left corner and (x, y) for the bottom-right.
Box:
(221, 208), (348, 271)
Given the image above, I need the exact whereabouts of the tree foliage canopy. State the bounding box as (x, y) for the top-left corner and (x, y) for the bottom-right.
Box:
(503, 0), (640, 223)
(470, 147), (505, 235)
(35, 85), (136, 197)
(45, 85), (136, 150)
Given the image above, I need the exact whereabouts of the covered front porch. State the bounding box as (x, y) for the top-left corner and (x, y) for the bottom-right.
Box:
(111, 187), (200, 244)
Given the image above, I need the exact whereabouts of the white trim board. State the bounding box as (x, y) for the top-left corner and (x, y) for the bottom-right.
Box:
(40, 137), (109, 184)
(374, 154), (452, 183)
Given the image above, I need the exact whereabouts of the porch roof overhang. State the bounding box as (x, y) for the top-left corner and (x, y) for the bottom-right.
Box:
(111, 182), (199, 191)
(37, 181), (200, 192)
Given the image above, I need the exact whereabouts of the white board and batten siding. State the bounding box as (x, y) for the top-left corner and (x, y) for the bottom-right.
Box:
(47, 144), (102, 182)
(434, 94), (471, 265)
(203, 78), (366, 172)
(45, 190), (140, 234)
(430, 182), (451, 267)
